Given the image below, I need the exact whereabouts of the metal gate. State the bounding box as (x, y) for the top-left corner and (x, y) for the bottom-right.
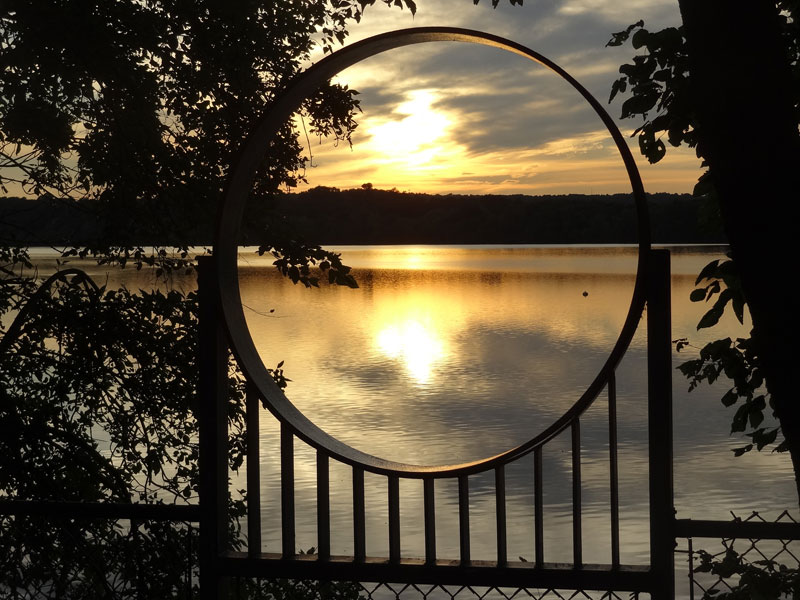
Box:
(197, 245), (674, 599)
(199, 27), (674, 600)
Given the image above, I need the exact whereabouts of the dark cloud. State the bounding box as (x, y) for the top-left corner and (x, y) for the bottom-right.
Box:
(343, 34), (626, 157)
(302, 0), (697, 193)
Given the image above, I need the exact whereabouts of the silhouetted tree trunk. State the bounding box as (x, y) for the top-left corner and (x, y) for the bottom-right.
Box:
(677, 1), (800, 504)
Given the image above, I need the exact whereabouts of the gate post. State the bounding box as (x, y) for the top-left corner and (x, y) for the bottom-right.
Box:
(647, 249), (675, 599)
(198, 255), (230, 599)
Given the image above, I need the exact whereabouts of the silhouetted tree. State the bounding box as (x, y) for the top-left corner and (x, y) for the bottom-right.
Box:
(607, 2), (800, 502)
(0, 0), (415, 596)
(0, 0), (415, 271)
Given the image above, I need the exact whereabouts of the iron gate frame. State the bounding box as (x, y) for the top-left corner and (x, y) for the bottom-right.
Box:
(200, 26), (675, 599)
(196, 248), (674, 598)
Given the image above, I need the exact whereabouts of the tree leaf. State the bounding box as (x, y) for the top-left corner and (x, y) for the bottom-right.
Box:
(608, 78), (627, 103)
(733, 444), (753, 457)
(697, 303), (724, 329)
(721, 388), (738, 407)
(689, 288), (707, 302)
(631, 28), (650, 50)
(695, 259), (721, 285)
(606, 20), (645, 47)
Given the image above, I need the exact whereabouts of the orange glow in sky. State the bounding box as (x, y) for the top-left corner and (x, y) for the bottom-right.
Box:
(299, 78), (701, 196)
(295, 1), (702, 197)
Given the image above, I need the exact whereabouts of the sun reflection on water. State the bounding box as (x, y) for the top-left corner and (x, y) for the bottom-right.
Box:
(376, 318), (447, 384)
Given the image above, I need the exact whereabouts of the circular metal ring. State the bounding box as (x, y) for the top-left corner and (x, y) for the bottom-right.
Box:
(214, 27), (651, 477)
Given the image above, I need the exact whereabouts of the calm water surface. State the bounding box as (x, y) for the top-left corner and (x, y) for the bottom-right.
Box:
(233, 245), (796, 566)
(30, 245), (795, 573)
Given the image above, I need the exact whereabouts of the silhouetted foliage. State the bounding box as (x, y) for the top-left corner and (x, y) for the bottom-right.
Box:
(607, 3), (800, 459)
(0, 247), (304, 595)
(609, 4), (800, 595)
(674, 255), (781, 457)
(0, 0), (418, 595)
(694, 545), (800, 600)
(0, 0), (411, 275)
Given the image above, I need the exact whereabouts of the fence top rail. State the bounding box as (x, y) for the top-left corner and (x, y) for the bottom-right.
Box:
(675, 518), (800, 540)
(210, 26), (652, 479)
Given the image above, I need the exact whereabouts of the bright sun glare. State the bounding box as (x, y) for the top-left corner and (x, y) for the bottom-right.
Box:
(366, 89), (452, 170)
(376, 318), (447, 384)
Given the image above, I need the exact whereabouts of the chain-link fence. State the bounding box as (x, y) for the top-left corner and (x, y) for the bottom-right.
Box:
(677, 511), (800, 600)
(354, 583), (643, 600)
(229, 579), (647, 600)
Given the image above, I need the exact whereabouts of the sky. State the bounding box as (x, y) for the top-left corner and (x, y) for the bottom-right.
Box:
(296, 0), (700, 196)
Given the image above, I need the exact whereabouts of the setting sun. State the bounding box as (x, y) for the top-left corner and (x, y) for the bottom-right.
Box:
(365, 89), (453, 170)
(296, 38), (701, 195)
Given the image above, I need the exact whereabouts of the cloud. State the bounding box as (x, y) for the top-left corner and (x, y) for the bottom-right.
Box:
(557, 0), (676, 20)
(294, 0), (697, 195)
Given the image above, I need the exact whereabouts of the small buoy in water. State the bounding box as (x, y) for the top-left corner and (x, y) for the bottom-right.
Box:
(582, 291), (588, 297)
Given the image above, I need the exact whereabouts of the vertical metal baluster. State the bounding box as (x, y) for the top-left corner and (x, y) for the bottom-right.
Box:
(280, 423), (295, 557)
(534, 447), (544, 568)
(246, 383), (261, 557)
(688, 537), (695, 600)
(186, 523), (192, 600)
(353, 467), (366, 562)
(424, 478), (436, 564)
(389, 475), (401, 563)
(317, 451), (330, 560)
(608, 371), (620, 568)
(648, 248), (675, 600)
(458, 475), (470, 565)
(572, 419), (582, 568)
(495, 465), (507, 566)
(197, 256), (229, 600)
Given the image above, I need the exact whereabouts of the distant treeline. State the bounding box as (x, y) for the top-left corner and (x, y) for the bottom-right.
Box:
(0, 188), (725, 246)
(272, 187), (725, 245)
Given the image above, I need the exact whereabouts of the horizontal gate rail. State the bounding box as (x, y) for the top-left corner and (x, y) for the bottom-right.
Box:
(217, 554), (653, 591)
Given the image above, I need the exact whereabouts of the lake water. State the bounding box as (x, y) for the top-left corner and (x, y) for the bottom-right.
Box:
(27, 244), (797, 581)
(231, 245), (797, 569)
